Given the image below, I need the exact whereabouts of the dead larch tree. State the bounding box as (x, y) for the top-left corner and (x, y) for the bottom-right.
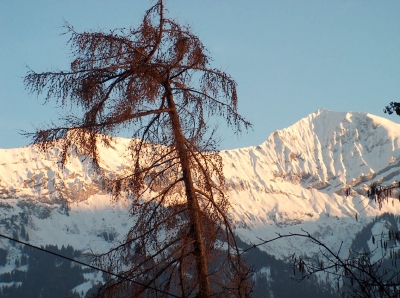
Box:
(24, 1), (252, 297)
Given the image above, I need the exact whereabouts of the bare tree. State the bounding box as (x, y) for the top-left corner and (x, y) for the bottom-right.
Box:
(246, 188), (400, 298)
(246, 230), (400, 298)
(24, 1), (252, 297)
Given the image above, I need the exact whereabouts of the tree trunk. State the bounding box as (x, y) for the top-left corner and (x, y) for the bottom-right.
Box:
(164, 81), (211, 297)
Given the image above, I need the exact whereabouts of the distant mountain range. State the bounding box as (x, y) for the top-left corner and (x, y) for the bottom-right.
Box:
(1, 109), (399, 297)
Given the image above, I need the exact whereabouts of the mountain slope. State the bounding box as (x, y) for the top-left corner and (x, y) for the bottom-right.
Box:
(0, 109), (400, 296)
(223, 109), (400, 257)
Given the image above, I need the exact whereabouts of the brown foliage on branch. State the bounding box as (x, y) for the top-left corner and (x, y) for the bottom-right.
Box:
(24, 1), (252, 297)
(366, 182), (400, 210)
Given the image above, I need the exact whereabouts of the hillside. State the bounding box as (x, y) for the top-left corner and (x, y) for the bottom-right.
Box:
(0, 109), (400, 296)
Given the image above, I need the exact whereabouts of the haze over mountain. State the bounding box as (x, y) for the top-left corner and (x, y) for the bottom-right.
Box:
(0, 109), (399, 296)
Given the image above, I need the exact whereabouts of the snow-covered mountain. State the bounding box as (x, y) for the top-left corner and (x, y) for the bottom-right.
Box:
(1, 108), (400, 296)
(225, 108), (400, 258)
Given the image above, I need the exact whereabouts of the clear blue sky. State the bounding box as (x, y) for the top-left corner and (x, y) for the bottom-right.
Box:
(1, 1), (400, 150)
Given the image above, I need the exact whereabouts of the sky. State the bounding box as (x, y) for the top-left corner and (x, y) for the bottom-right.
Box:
(1, 0), (400, 150)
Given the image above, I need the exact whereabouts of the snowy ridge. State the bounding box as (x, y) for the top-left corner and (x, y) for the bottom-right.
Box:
(0, 109), (400, 292)
(222, 109), (400, 257)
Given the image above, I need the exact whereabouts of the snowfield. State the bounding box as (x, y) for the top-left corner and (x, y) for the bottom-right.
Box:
(1, 109), (400, 295)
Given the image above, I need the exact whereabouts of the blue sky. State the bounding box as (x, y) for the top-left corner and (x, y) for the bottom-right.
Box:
(1, 1), (400, 150)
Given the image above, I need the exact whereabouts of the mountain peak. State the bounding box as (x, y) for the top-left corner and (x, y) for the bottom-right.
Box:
(277, 109), (399, 142)
(1, 109), (400, 289)
(240, 109), (400, 197)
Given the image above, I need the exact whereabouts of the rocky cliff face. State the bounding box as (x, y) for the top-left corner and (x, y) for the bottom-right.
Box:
(222, 109), (400, 257)
(0, 109), (399, 295)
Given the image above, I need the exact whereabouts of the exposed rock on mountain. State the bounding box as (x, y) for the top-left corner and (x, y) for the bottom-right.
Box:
(1, 109), (399, 296)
